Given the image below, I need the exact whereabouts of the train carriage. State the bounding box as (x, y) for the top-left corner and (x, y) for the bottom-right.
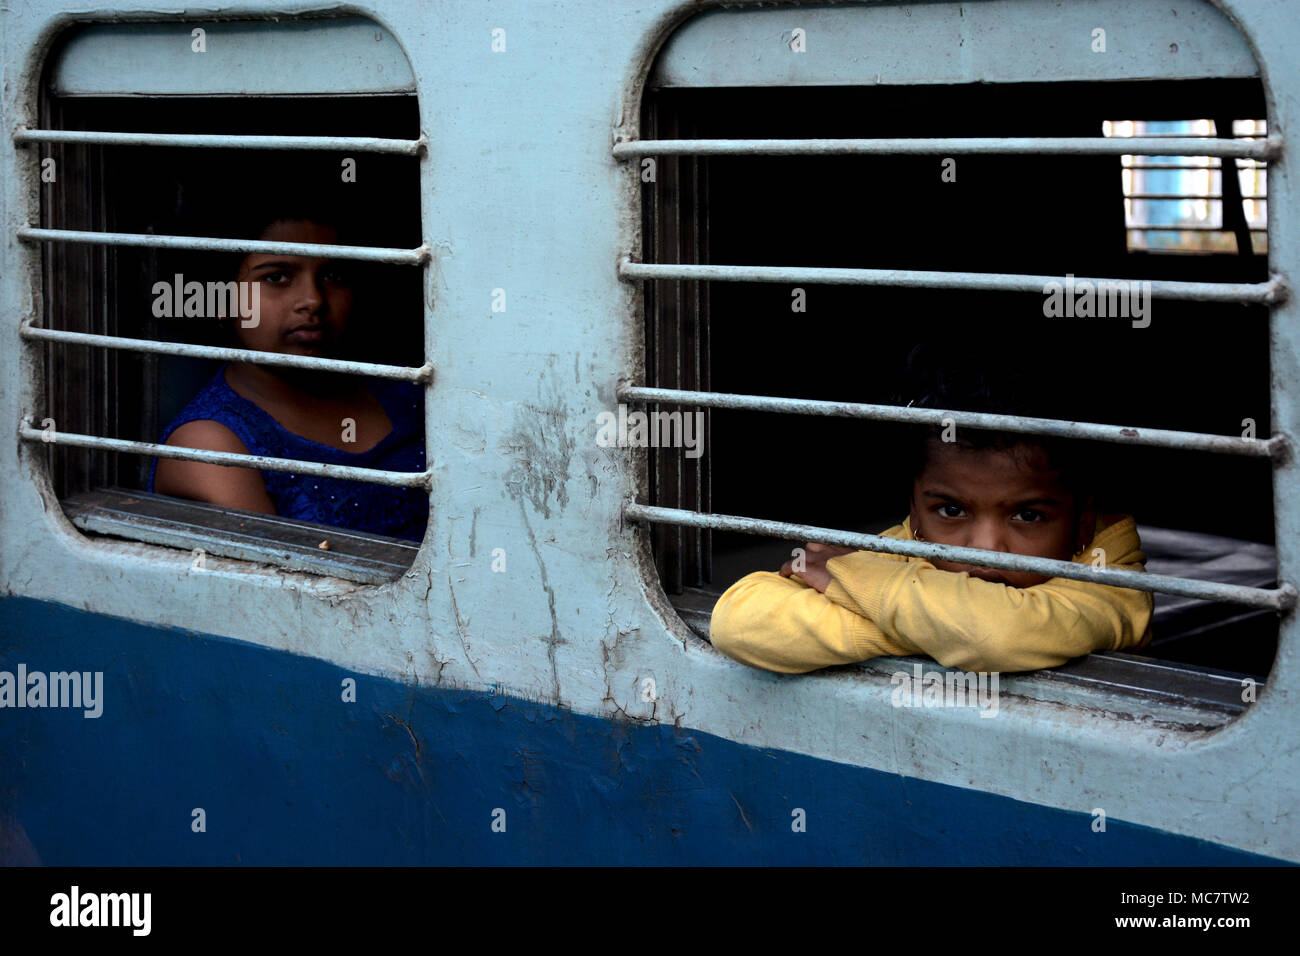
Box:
(1, 0), (1297, 865)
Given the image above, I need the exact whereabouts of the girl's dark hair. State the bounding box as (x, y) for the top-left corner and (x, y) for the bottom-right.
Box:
(894, 338), (1102, 501)
(211, 176), (369, 280)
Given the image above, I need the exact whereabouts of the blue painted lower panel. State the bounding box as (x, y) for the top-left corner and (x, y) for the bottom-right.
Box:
(0, 596), (1285, 865)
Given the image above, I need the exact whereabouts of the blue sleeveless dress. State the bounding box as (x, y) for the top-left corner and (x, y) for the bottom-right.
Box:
(147, 364), (428, 542)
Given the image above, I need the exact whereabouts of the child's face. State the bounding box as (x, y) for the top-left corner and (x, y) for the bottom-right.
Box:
(908, 437), (1093, 588)
(232, 219), (353, 357)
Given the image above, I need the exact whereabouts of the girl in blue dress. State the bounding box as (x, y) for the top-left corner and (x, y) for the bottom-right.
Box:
(148, 207), (427, 543)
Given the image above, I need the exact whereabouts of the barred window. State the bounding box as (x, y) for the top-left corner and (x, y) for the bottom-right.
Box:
(21, 17), (429, 583)
(619, 2), (1287, 707)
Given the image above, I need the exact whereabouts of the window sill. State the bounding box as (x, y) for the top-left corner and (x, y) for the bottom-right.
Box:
(63, 488), (419, 585)
(672, 586), (1257, 725)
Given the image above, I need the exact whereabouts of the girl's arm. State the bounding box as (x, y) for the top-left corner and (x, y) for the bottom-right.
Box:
(153, 420), (277, 515)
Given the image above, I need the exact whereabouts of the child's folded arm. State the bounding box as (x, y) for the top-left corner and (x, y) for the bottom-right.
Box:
(823, 552), (1154, 672)
(709, 571), (918, 674)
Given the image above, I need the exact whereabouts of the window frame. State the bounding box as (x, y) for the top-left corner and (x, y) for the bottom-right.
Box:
(616, 1), (1295, 724)
(16, 15), (434, 584)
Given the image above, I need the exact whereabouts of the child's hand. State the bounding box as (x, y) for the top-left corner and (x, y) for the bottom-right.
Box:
(780, 542), (857, 593)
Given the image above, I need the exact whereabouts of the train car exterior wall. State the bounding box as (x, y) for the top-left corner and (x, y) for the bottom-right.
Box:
(1, 0), (1297, 864)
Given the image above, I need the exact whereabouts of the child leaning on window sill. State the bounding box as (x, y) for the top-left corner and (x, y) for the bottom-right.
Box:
(709, 350), (1154, 675)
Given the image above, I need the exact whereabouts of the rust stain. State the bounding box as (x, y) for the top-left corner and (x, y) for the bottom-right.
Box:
(729, 792), (754, 833)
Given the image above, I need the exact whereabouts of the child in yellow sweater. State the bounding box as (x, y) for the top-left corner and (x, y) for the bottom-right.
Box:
(709, 350), (1154, 674)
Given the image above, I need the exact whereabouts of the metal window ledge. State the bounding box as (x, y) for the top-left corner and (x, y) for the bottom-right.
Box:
(63, 488), (419, 585)
(670, 587), (1256, 724)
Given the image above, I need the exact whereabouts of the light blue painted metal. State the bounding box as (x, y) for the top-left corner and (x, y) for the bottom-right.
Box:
(625, 503), (1295, 611)
(650, 0), (1260, 87)
(619, 258), (1286, 303)
(17, 227), (428, 265)
(18, 420), (433, 489)
(15, 128), (427, 155)
(20, 323), (432, 383)
(0, 0), (1296, 865)
(50, 18), (416, 96)
(616, 384), (1284, 457)
(613, 136), (1279, 159)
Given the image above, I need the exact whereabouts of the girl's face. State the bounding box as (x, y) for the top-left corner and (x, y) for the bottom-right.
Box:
(232, 219), (353, 357)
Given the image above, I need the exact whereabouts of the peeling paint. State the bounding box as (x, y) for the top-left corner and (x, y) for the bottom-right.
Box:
(502, 368), (575, 521)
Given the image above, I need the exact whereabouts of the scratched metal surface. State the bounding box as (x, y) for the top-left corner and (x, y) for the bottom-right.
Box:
(0, 0), (1296, 862)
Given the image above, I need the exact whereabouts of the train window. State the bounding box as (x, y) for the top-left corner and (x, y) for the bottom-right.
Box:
(1109, 118), (1268, 254)
(617, 1), (1290, 706)
(18, 18), (430, 584)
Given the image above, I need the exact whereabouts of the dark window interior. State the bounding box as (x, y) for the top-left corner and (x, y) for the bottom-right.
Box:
(642, 78), (1278, 677)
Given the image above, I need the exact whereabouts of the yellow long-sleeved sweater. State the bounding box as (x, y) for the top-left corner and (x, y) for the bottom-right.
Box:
(709, 515), (1154, 674)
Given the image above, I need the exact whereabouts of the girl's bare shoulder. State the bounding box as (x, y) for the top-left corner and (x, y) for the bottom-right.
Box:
(164, 418), (252, 454)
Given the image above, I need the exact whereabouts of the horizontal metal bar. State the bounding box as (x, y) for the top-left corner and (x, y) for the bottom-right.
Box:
(1127, 194), (1224, 200)
(17, 227), (429, 266)
(795, 192), (1265, 202)
(13, 127), (427, 156)
(613, 136), (1280, 160)
(1126, 224), (1266, 232)
(616, 384), (1282, 458)
(1123, 162), (1224, 170)
(618, 259), (1285, 304)
(1127, 194), (1267, 201)
(1105, 132), (1265, 139)
(20, 323), (432, 384)
(1124, 161), (1268, 169)
(627, 504), (1294, 612)
(19, 421), (431, 489)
